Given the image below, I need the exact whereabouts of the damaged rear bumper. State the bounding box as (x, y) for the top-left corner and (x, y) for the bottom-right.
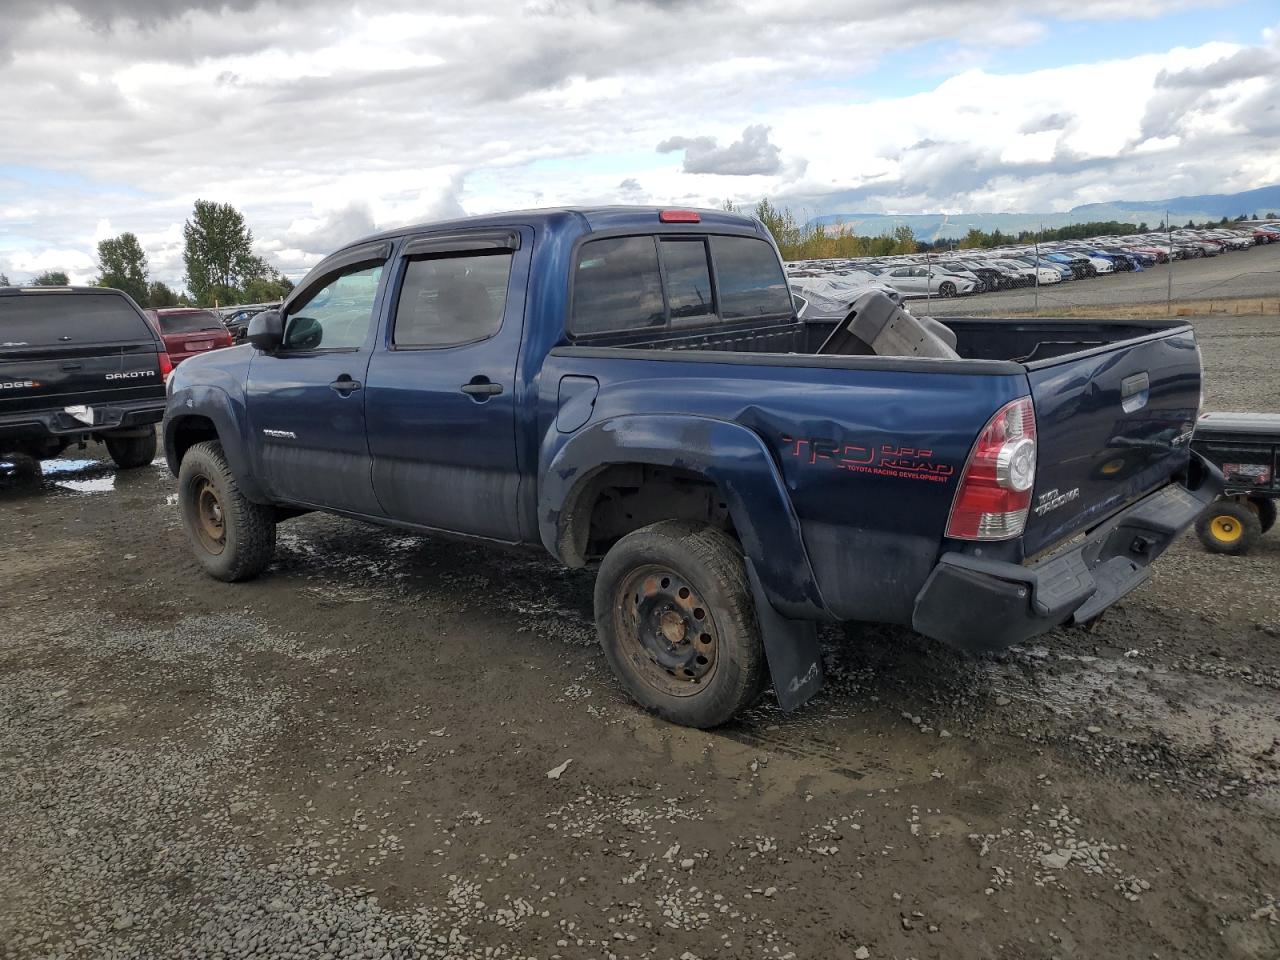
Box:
(911, 453), (1222, 652)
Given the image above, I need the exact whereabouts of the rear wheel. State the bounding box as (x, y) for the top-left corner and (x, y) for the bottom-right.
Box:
(105, 431), (157, 469)
(178, 440), (276, 581)
(1195, 499), (1260, 555)
(594, 520), (766, 728)
(939, 281), (957, 298)
(1248, 496), (1277, 534)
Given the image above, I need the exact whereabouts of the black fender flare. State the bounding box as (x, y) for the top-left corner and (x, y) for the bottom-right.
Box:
(540, 414), (828, 711)
(163, 383), (268, 503)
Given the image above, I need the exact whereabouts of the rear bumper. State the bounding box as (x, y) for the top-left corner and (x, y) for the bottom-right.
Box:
(912, 453), (1222, 652)
(0, 398), (165, 441)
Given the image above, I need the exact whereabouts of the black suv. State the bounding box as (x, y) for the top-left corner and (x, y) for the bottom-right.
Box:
(1, 286), (171, 472)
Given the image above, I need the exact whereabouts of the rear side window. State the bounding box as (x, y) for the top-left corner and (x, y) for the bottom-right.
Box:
(0, 293), (152, 347)
(156, 310), (222, 335)
(570, 236), (665, 337)
(393, 251), (512, 348)
(710, 236), (791, 319)
(659, 238), (714, 323)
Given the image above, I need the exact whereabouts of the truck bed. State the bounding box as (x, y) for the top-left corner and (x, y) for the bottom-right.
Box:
(550, 312), (1201, 621)
(580, 310), (1191, 367)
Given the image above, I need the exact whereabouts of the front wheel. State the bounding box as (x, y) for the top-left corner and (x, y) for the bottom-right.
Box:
(938, 281), (957, 298)
(594, 520), (767, 728)
(105, 431), (157, 469)
(178, 440), (276, 581)
(1195, 499), (1260, 555)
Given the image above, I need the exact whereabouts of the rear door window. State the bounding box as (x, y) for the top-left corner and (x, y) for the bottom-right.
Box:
(393, 251), (512, 348)
(709, 236), (792, 319)
(0, 293), (152, 347)
(570, 236), (665, 337)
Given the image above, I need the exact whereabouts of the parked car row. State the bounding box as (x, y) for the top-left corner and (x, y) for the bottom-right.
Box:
(216, 301), (281, 342)
(785, 224), (1280, 313)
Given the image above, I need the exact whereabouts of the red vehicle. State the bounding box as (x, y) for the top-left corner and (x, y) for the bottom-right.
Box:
(1253, 227), (1280, 244)
(145, 308), (233, 366)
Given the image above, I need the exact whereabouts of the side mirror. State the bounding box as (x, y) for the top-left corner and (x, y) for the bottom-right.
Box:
(246, 309), (283, 352)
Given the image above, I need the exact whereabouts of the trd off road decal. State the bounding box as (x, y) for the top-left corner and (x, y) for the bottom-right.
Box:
(782, 435), (955, 484)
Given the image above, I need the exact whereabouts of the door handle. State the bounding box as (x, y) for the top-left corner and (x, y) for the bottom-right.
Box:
(61, 361), (82, 370)
(329, 376), (362, 396)
(461, 379), (503, 398)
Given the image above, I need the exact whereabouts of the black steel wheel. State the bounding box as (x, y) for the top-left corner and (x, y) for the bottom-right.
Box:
(595, 520), (767, 728)
(178, 440), (276, 581)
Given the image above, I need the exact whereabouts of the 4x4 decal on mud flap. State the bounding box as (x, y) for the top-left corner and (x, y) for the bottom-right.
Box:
(782, 435), (955, 484)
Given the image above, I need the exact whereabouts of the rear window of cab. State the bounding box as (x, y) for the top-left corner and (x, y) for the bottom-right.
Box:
(569, 233), (792, 339)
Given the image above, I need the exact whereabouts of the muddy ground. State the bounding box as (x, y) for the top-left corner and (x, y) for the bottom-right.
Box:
(1, 313), (1278, 960)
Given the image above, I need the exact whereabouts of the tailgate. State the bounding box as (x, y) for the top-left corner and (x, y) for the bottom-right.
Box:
(0, 345), (164, 417)
(1, 290), (166, 421)
(1022, 325), (1200, 556)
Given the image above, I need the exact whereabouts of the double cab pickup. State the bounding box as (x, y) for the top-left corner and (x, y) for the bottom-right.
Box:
(164, 206), (1219, 727)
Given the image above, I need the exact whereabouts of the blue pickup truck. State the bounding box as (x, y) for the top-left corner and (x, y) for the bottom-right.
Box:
(163, 206), (1219, 727)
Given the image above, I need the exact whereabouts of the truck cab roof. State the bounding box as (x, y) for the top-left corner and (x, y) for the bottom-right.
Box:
(352, 205), (767, 248)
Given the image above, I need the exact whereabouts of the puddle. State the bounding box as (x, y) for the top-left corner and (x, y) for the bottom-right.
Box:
(57, 476), (118, 494)
(40, 458), (102, 476)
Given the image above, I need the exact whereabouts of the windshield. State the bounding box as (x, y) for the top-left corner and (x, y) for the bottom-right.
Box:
(157, 310), (223, 334)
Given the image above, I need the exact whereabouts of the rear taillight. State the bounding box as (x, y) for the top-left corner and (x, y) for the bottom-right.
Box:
(946, 397), (1037, 540)
(158, 351), (174, 382)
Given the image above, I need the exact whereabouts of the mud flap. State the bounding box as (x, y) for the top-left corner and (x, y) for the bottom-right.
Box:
(745, 560), (823, 712)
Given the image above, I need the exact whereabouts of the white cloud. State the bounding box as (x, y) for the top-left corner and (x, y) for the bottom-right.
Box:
(0, 0), (1274, 289)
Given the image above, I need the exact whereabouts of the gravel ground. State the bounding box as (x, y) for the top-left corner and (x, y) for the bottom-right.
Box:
(931, 241), (1280, 315)
(2, 313), (1279, 960)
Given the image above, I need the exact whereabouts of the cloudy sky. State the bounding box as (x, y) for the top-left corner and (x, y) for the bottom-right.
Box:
(2, 0), (1278, 289)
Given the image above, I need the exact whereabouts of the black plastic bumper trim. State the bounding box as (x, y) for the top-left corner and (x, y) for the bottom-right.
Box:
(911, 452), (1222, 652)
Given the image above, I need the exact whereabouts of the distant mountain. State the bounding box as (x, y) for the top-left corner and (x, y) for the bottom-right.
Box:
(811, 184), (1280, 241)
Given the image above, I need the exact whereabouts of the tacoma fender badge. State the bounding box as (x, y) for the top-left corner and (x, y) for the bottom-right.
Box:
(262, 428), (296, 439)
(1033, 487), (1080, 516)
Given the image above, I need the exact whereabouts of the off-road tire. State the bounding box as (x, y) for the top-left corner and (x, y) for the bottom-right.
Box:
(105, 431), (158, 469)
(178, 440), (276, 582)
(1195, 499), (1261, 556)
(595, 520), (767, 728)
(1249, 496), (1277, 535)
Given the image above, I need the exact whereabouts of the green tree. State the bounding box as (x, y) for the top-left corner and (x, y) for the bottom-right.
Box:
(889, 225), (918, 255)
(754, 197), (802, 251)
(1267, 212), (1277, 220)
(95, 232), (149, 305)
(31, 270), (69, 285)
(147, 281), (180, 308)
(241, 273), (294, 303)
(182, 199), (271, 306)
